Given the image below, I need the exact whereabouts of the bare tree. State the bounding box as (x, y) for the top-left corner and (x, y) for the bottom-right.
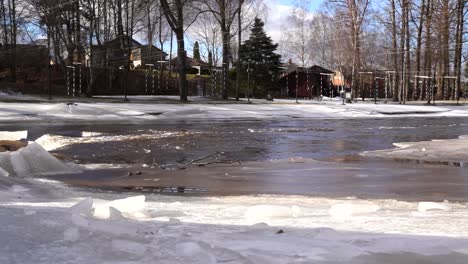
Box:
(202, 0), (245, 99)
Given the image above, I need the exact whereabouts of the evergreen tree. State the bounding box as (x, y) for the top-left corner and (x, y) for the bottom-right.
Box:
(239, 17), (281, 97)
(193, 41), (201, 60)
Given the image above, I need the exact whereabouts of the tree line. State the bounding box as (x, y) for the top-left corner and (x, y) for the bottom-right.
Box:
(281, 0), (467, 102)
(0, 0), (466, 102)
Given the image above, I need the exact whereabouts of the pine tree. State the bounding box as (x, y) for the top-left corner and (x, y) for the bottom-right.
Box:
(193, 41), (201, 60)
(240, 17), (281, 96)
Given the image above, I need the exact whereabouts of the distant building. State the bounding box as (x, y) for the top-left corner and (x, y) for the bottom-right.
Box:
(280, 63), (335, 98)
(88, 36), (167, 69)
(171, 55), (209, 75)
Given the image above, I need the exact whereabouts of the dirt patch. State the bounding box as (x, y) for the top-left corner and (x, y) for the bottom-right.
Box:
(0, 140), (27, 152)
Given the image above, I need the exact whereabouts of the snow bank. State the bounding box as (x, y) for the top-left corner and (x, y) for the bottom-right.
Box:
(0, 142), (79, 177)
(0, 131), (27, 141)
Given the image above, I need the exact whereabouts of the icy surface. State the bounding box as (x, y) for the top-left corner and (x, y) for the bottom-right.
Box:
(1, 173), (468, 263)
(362, 136), (468, 166)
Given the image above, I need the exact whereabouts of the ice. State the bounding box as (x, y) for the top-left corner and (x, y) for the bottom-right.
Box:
(111, 239), (148, 256)
(176, 241), (216, 264)
(0, 131), (27, 140)
(0, 166), (9, 177)
(69, 198), (94, 216)
(329, 202), (380, 220)
(418, 202), (451, 213)
(63, 227), (80, 242)
(93, 195), (146, 220)
(244, 205), (302, 222)
(363, 136), (468, 166)
(0, 142), (80, 177)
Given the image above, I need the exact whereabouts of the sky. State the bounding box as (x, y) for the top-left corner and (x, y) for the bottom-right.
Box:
(264, 0), (324, 43)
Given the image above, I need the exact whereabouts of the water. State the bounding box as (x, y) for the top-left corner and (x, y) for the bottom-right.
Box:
(5, 117), (468, 164)
(3, 117), (468, 200)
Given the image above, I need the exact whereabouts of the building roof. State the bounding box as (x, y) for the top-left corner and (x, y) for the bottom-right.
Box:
(171, 56), (209, 67)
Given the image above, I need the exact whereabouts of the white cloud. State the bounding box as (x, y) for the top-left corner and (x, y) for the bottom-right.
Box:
(264, 1), (294, 43)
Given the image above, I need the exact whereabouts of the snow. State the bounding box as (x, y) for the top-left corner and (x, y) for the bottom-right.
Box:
(0, 142), (80, 177)
(244, 205), (302, 222)
(362, 136), (468, 166)
(418, 202), (451, 213)
(1, 176), (468, 263)
(329, 202), (380, 220)
(1, 98), (468, 124)
(0, 130), (27, 140)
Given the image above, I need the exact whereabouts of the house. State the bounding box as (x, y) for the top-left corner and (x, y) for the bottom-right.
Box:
(280, 63), (335, 98)
(88, 36), (167, 69)
(170, 55), (209, 75)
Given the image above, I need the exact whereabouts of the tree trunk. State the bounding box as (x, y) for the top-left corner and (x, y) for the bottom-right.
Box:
(236, 5), (241, 101)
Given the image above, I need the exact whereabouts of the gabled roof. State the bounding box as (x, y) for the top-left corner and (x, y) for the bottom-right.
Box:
(171, 56), (209, 67)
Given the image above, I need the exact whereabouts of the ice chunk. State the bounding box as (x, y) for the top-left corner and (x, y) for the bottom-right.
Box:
(0, 131), (27, 141)
(64, 227), (80, 242)
(111, 239), (147, 256)
(109, 207), (125, 220)
(70, 213), (89, 228)
(417, 202), (451, 213)
(93, 195), (146, 220)
(0, 166), (8, 177)
(69, 198), (94, 216)
(35, 134), (68, 151)
(329, 202), (380, 220)
(245, 205), (302, 221)
(0, 142), (79, 177)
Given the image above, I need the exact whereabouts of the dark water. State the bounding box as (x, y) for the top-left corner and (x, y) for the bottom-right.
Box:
(4, 117), (468, 165)
(4, 117), (468, 200)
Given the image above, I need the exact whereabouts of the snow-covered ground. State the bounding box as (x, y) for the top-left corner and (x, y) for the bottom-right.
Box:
(0, 138), (468, 263)
(2, 95), (468, 263)
(2, 175), (468, 264)
(362, 135), (468, 167)
(0, 96), (468, 123)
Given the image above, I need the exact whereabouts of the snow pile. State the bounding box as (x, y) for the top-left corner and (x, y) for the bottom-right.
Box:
(0, 130), (27, 141)
(0, 142), (79, 177)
